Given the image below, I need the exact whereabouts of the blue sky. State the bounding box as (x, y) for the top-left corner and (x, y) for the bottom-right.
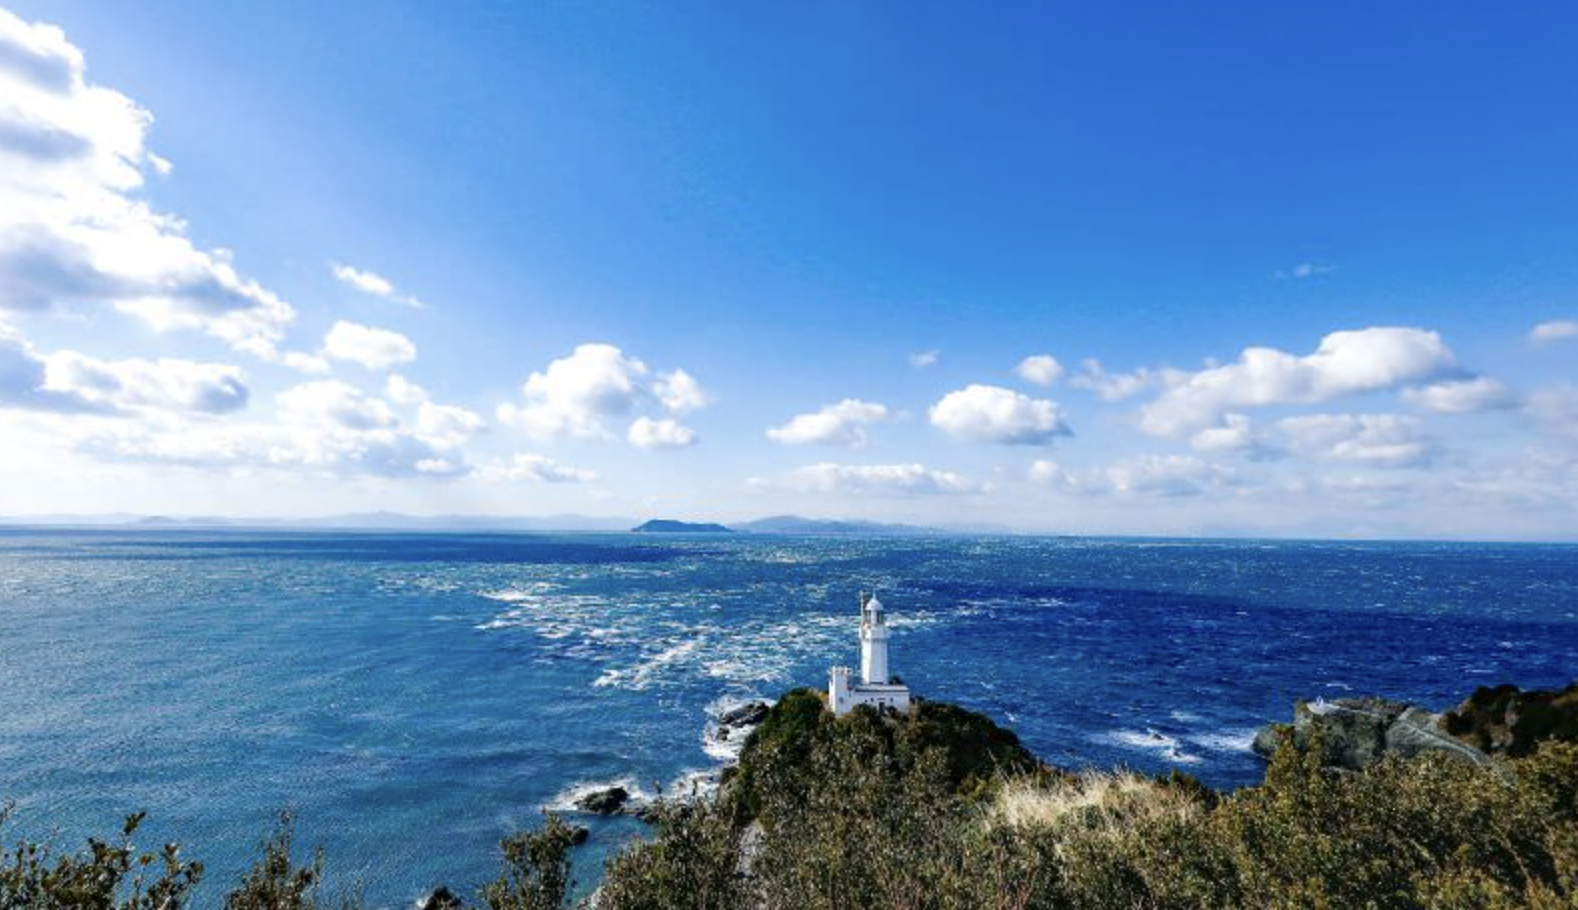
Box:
(1, 2), (1576, 537)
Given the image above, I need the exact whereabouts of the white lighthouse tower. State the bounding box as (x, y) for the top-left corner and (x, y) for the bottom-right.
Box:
(829, 591), (912, 715)
(860, 592), (890, 685)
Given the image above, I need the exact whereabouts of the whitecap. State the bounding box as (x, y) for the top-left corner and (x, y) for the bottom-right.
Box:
(1185, 727), (1259, 753)
(1102, 728), (1203, 765)
(544, 776), (656, 813)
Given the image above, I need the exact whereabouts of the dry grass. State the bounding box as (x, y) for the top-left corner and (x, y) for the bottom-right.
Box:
(989, 771), (1203, 836)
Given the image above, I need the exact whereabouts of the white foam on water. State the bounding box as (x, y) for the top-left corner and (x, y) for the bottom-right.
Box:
(1101, 728), (1203, 765)
(544, 776), (656, 813)
(1185, 727), (1259, 754)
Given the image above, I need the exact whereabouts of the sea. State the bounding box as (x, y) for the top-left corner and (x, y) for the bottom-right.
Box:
(2, 530), (1576, 906)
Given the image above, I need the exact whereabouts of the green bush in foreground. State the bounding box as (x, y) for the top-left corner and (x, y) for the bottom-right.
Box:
(596, 716), (1578, 910)
(5, 703), (1577, 910)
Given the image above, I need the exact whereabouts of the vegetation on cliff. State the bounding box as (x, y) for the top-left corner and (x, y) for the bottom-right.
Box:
(6, 687), (1578, 909)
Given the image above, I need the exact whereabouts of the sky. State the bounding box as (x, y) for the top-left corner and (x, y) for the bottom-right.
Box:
(1, 1), (1576, 539)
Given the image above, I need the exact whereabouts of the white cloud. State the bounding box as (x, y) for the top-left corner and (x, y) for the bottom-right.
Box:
(276, 380), (397, 430)
(1027, 459), (1073, 488)
(280, 350), (330, 375)
(497, 343), (705, 444)
(1529, 320), (1578, 345)
(62, 378), (468, 479)
(477, 453), (595, 484)
(322, 320), (417, 371)
(0, 8), (296, 357)
(1029, 454), (1239, 497)
(1401, 376), (1515, 414)
(780, 462), (981, 496)
(767, 399), (891, 447)
(929, 384), (1071, 445)
(0, 324), (246, 415)
(653, 368), (707, 413)
(627, 416), (697, 449)
(1276, 262), (1333, 280)
(908, 350), (940, 369)
(1014, 354), (1064, 387)
(1277, 413), (1435, 468)
(414, 401), (484, 451)
(384, 374), (428, 406)
(1188, 413), (1272, 456)
(44, 350), (247, 414)
(1138, 327), (1458, 436)
(0, 324), (105, 412)
(330, 262), (424, 309)
(1069, 358), (1177, 401)
(1526, 386), (1578, 440)
(1101, 455), (1238, 497)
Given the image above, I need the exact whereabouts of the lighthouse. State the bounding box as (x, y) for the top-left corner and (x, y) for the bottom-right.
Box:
(828, 591), (912, 715)
(859, 592), (889, 685)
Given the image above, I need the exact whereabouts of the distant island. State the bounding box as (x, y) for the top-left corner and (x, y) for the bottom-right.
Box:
(734, 514), (939, 536)
(630, 519), (735, 534)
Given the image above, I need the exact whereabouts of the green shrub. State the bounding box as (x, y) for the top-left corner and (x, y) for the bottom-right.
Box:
(224, 813), (358, 910)
(0, 809), (203, 910)
(479, 813), (578, 910)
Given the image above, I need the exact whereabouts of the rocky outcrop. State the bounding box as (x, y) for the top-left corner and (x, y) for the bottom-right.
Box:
(420, 886), (463, 910)
(1252, 696), (1488, 771)
(575, 786), (630, 814)
(1442, 682), (1578, 757)
(720, 701), (770, 729)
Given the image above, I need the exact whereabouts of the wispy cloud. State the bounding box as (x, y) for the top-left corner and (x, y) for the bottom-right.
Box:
(331, 263), (426, 309)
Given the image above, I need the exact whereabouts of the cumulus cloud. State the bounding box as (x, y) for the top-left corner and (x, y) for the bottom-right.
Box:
(413, 401), (484, 451)
(1137, 327), (1458, 437)
(477, 453), (596, 484)
(63, 377), (470, 479)
(929, 384), (1071, 445)
(1277, 413), (1436, 468)
(1014, 354), (1064, 387)
(0, 324), (246, 415)
(0, 8), (296, 357)
(1099, 455), (1239, 497)
(330, 262), (425, 309)
(627, 416), (697, 449)
(0, 325), (104, 412)
(1188, 413), (1275, 457)
(779, 462), (981, 496)
(1530, 320), (1578, 345)
(653, 369), (707, 413)
(44, 350), (247, 414)
(908, 350), (940, 369)
(497, 343), (706, 444)
(276, 380), (396, 430)
(767, 399), (891, 447)
(1069, 359), (1177, 401)
(322, 320), (417, 371)
(1027, 459), (1073, 488)
(1401, 376), (1515, 414)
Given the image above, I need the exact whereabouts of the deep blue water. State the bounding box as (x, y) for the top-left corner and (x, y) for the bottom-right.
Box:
(2, 531), (1576, 906)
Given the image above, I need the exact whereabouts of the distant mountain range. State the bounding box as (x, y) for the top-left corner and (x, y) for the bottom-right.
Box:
(0, 512), (984, 535)
(733, 515), (941, 536)
(630, 515), (952, 535)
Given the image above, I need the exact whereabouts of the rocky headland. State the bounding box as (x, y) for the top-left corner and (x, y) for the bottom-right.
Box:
(1250, 680), (1578, 771)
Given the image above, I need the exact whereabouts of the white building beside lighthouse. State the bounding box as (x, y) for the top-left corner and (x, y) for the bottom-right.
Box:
(828, 592), (912, 715)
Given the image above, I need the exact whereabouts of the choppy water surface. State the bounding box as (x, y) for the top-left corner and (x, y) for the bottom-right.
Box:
(2, 531), (1575, 905)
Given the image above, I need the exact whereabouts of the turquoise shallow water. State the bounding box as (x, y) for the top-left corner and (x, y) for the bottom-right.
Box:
(2, 530), (1576, 906)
